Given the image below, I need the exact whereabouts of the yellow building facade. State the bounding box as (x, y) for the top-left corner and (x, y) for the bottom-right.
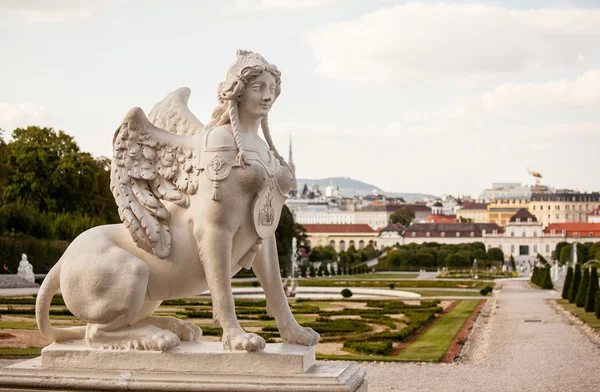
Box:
(487, 199), (530, 227)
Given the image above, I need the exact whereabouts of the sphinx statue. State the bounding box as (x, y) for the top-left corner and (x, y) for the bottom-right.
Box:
(35, 50), (320, 352)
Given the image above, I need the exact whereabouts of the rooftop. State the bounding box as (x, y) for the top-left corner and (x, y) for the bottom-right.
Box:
(303, 224), (378, 234)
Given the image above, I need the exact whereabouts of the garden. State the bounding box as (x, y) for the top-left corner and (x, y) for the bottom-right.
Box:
(0, 295), (483, 362)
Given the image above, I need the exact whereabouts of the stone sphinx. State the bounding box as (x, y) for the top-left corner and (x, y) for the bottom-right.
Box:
(35, 50), (320, 352)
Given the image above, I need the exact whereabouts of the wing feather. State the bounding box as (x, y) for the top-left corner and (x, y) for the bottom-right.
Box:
(148, 87), (204, 136)
(111, 107), (198, 258)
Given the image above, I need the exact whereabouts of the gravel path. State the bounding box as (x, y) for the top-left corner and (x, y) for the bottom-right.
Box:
(364, 280), (600, 391)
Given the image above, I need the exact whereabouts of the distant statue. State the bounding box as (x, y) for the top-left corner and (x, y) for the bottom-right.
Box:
(35, 50), (320, 353)
(573, 242), (578, 266)
(17, 253), (35, 283)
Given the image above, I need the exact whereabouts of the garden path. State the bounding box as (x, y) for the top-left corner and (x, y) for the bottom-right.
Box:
(364, 280), (600, 391)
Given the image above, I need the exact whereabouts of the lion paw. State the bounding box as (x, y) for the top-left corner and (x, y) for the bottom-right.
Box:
(163, 317), (203, 341)
(280, 325), (320, 346)
(87, 325), (180, 352)
(222, 329), (266, 352)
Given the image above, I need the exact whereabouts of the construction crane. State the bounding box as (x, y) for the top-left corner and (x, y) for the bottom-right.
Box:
(528, 168), (543, 194)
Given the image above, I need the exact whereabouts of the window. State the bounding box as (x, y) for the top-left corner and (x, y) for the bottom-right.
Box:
(546, 244), (550, 253)
(498, 244), (502, 250)
(522, 231), (526, 237)
(329, 240), (335, 248)
(590, 232), (595, 237)
(441, 232), (445, 237)
(349, 240), (355, 247)
(519, 245), (530, 255)
(470, 232), (475, 237)
(511, 232), (514, 237)
(339, 240), (346, 252)
(533, 245), (537, 253)
(426, 232), (430, 237)
(456, 232), (460, 237)
(551, 229), (555, 235)
(412, 232), (416, 238)
(511, 245), (515, 253)
(487, 245), (491, 250)
(516, 218), (521, 223)
(359, 240), (365, 249)
(533, 231), (537, 237)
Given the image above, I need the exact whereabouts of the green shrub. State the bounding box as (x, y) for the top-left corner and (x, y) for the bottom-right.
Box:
(575, 268), (590, 307)
(585, 267), (598, 313)
(341, 288), (353, 298)
(343, 340), (393, 356)
(562, 267), (573, 299)
(569, 265), (581, 303)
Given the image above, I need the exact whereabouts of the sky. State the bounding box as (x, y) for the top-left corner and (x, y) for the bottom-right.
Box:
(1, 0), (599, 198)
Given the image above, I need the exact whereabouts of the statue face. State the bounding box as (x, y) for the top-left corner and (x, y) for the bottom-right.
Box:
(238, 71), (276, 120)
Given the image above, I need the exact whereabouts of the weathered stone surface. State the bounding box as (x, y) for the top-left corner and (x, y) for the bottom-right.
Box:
(41, 340), (316, 375)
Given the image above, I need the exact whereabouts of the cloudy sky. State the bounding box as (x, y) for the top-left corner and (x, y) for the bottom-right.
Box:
(1, 0), (599, 197)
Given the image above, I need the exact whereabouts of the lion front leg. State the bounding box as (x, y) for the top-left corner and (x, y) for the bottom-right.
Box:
(195, 225), (266, 352)
(253, 234), (320, 346)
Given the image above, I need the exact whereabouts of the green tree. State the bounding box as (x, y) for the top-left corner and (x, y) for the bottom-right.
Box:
(389, 206), (415, 227)
(562, 267), (573, 300)
(309, 246), (337, 262)
(445, 254), (469, 269)
(386, 249), (408, 270)
(575, 267), (590, 308)
(275, 205), (295, 274)
(585, 267), (598, 313)
(487, 248), (504, 262)
(569, 264), (582, 303)
(559, 245), (572, 265)
(510, 255), (516, 272)
(541, 268), (554, 289)
(554, 242), (569, 262)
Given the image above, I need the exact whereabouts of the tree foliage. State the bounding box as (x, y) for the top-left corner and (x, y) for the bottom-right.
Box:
(562, 267), (573, 300)
(487, 247), (504, 262)
(575, 267), (590, 308)
(389, 206), (415, 227)
(569, 264), (582, 304)
(0, 126), (118, 241)
(585, 267), (598, 313)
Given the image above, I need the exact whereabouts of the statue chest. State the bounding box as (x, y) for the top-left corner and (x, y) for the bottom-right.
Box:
(200, 145), (293, 239)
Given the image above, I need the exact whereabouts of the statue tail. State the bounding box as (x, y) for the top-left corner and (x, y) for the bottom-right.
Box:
(35, 261), (86, 342)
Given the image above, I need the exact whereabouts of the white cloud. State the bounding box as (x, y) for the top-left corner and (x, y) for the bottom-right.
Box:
(0, 0), (126, 22)
(236, 0), (341, 11)
(0, 103), (53, 135)
(306, 3), (600, 83)
(481, 70), (600, 112)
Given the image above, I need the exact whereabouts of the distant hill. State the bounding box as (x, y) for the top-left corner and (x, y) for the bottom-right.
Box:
(296, 177), (437, 201)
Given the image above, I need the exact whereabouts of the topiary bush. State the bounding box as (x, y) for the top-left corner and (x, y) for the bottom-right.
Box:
(562, 267), (573, 300)
(575, 267), (590, 307)
(341, 288), (353, 298)
(585, 267), (598, 313)
(569, 264), (582, 303)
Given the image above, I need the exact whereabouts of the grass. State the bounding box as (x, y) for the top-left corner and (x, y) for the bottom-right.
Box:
(0, 347), (42, 356)
(0, 321), (39, 330)
(396, 300), (480, 361)
(403, 290), (482, 297)
(556, 299), (600, 333)
(318, 273), (419, 280)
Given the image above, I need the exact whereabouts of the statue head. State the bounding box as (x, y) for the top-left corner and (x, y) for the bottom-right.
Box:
(21, 253), (27, 261)
(206, 50), (283, 161)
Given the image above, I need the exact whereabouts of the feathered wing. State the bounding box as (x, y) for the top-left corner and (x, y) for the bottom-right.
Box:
(111, 107), (199, 258)
(148, 87), (204, 136)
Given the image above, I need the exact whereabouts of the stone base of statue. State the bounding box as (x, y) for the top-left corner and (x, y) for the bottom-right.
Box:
(0, 341), (367, 391)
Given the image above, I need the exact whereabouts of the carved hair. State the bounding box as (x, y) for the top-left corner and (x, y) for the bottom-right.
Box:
(205, 50), (283, 163)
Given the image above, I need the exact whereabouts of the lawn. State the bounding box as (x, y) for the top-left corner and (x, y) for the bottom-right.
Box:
(396, 300), (480, 361)
(319, 273), (419, 280)
(555, 299), (600, 333)
(403, 289), (482, 297)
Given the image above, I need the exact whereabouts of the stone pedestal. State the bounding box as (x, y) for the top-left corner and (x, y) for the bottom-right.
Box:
(0, 341), (367, 391)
